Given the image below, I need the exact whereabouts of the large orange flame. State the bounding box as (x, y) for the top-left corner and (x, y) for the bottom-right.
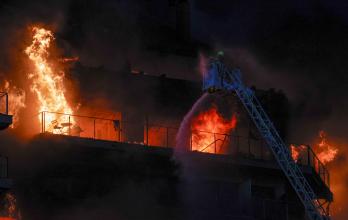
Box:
(191, 105), (237, 153)
(290, 130), (338, 165)
(25, 27), (74, 133)
(316, 130), (338, 165)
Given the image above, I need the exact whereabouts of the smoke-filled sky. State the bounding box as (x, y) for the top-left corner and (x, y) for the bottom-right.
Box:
(191, 0), (348, 141)
(1, 0), (346, 140)
(0, 0), (348, 219)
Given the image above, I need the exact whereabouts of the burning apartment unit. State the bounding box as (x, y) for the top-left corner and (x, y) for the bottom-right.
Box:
(0, 27), (333, 220)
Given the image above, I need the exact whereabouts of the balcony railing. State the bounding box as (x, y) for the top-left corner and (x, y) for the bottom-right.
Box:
(38, 111), (274, 158)
(291, 144), (330, 188)
(38, 111), (329, 187)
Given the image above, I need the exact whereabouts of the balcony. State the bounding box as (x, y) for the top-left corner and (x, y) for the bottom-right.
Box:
(37, 111), (331, 199)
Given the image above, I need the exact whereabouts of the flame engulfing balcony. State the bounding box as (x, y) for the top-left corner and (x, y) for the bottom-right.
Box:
(0, 93), (12, 130)
(38, 111), (330, 190)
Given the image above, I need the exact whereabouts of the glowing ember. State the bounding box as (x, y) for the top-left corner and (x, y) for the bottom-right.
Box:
(191, 105), (237, 153)
(0, 80), (26, 128)
(25, 27), (74, 133)
(316, 130), (338, 164)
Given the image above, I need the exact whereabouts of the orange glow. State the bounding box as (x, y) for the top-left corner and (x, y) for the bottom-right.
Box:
(316, 130), (338, 165)
(329, 140), (348, 219)
(145, 126), (167, 147)
(191, 105), (237, 153)
(25, 27), (74, 133)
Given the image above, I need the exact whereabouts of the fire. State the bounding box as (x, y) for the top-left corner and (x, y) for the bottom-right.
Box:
(0, 81), (26, 128)
(25, 27), (74, 133)
(316, 130), (338, 164)
(191, 105), (237, 153)
(290, 144), (307, 163)
(145, 127), (168, 147)
(290, 130), (338, 165)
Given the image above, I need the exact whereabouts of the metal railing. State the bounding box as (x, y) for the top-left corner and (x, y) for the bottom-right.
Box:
(189, 130), (274, 160)
(38, 111), (273, 158)
(38, 111), (329, 187)
(0, 92), (9, 115)
(292, 145), (330, 187)
(39, 111), (180, 146)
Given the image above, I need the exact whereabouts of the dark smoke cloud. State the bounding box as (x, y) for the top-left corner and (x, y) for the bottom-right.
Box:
(191, 0), (348, 142)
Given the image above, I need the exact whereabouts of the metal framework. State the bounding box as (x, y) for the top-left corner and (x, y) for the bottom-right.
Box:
(202, 59), (330, 220)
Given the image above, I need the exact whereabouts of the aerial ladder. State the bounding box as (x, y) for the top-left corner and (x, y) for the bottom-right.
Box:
(202, 55), (329, 220)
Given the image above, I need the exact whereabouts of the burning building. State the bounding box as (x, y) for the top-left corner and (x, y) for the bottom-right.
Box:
(2, 49), (332, 219)
(0, 1), (341, 220)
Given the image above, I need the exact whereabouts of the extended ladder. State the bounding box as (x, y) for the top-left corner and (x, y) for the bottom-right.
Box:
(203, 60), (329, 220)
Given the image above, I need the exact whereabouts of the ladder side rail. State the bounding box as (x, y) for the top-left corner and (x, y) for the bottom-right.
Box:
(251, 94), (290, 150)
(248, 92), (326, 209)
(226, 66), (285, 142)
(219, 64), (328, 219)
(226, 70), (328, 219)
(235, 87), (326, 219)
